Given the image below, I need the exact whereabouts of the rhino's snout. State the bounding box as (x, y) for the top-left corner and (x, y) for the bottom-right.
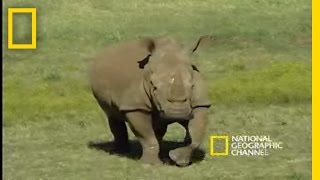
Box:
(160, 102), (193, 120)
(160, 110), (193, 120)
(168, 97), (187, 103)
(168, 105), (190, 114)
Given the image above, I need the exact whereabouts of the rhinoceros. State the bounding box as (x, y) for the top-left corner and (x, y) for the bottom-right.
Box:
(90, 36), (212, 166)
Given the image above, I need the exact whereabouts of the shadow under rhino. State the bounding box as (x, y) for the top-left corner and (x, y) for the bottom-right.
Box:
(87, 140), (205, 166)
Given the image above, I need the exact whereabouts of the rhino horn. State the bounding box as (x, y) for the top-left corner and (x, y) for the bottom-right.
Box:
(168, 72), (187, 102)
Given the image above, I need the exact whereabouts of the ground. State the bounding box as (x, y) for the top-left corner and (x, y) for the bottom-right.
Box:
(3, 0), (311, 179)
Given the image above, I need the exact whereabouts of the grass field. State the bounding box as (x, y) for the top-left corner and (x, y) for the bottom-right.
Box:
(3, 0), (311, 179)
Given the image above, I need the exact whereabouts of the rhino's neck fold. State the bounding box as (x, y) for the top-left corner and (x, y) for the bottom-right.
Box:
(142, 77), (153, 110)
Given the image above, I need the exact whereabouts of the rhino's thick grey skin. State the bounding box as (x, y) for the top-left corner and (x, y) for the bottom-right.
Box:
(90, 36), (212, 166)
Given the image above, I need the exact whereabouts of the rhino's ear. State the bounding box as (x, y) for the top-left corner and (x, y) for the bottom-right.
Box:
(138, 38), (156, 69)
(141, 38), (156, 54)
(190, 35), (214, 54)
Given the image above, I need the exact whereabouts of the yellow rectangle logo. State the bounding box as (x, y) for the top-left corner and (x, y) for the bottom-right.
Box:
(209, 135), (229, 156)
(8, 8), (37, 49)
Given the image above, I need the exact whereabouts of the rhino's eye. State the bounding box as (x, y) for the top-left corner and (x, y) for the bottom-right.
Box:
(191, 80), (195, 88)
(150, 80), (157, 90)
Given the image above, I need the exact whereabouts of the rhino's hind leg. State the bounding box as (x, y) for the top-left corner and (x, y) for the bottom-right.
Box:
(107, 116), (129, 153)
(154, 125), (167, 142)
(94, 97), (129, 153)
(152, 120), (168, 142)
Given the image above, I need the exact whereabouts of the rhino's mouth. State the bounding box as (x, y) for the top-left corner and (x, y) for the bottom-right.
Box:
(159, 108), (193, 120)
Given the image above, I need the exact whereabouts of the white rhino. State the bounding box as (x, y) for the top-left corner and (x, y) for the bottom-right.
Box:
(90, 36), (212, 166)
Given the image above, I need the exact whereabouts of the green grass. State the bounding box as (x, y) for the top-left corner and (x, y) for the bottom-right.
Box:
(209, 61), (311, 105)
(4, 104), (311, 180)
(3, 0), (311, 179)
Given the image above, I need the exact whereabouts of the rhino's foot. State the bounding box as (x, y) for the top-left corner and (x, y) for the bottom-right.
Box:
(139, 155), (163, 165)
(169, 147), (192, 167)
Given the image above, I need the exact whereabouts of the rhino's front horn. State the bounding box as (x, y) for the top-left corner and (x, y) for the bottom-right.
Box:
(168, 72), (187, 102)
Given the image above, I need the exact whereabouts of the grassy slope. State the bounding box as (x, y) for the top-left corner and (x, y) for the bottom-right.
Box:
(3, 0), (311, 179)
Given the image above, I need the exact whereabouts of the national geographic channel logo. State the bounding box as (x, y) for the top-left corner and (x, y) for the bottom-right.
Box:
(209, 135), (283, 156)
(7, 8), (37, 49)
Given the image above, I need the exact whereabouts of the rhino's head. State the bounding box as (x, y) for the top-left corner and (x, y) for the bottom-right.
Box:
(140, 36), (212, 120)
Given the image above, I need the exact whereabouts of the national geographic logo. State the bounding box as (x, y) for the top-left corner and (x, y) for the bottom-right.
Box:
(209, 135), (283, 157)
(7, 8), (37, 49)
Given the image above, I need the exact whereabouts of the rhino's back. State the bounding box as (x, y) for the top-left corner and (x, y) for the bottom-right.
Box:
(90, 40), (149, 104)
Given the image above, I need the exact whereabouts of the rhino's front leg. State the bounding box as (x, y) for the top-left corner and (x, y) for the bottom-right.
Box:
(169, 107), (209, 166)
(126, 111), (162, 165)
